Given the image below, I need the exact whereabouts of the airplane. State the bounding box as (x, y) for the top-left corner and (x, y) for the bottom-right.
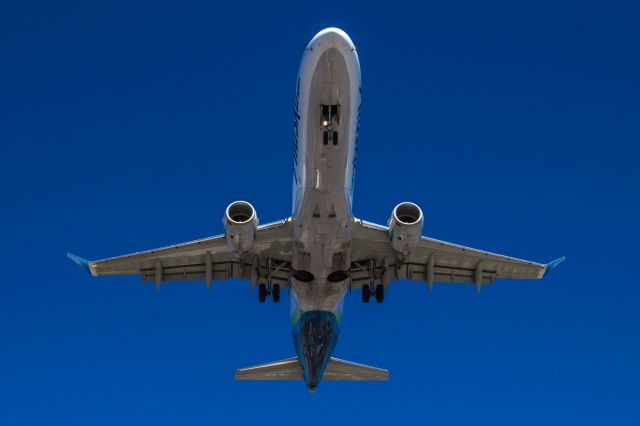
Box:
(68, 27), (565, 392)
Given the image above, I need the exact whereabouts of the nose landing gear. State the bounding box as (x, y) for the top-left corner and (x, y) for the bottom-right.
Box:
(321, 104), (340, 146)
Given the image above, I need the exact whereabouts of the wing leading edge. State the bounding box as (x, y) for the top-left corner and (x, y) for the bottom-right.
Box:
(68, 218), (293, 289)
(351, 218), (564, 293)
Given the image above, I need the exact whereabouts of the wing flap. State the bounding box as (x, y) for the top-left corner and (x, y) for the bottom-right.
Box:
(69, 219), (293, 287)
(351, 218), (557, 287)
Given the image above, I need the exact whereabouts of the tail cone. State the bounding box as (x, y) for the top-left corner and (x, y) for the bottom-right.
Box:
(293, 311), (340, 392)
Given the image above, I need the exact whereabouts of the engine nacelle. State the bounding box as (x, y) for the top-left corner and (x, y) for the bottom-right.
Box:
(223, 201), (259, 255)
(388, 202), (424, 256)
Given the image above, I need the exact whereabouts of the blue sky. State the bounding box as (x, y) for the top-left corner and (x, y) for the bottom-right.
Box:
(1, 1), (639, 424)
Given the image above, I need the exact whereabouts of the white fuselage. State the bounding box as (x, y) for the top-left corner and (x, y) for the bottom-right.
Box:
(290, 28), (361, 314)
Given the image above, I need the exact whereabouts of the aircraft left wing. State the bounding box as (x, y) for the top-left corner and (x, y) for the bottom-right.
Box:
(68, 218), (293, 289)
(350, 218), (564, 293)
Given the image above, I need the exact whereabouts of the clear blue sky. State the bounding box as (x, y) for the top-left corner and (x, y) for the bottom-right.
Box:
(1, 1), (639, 424)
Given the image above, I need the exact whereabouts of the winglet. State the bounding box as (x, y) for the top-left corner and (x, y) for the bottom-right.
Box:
(543, 256), (565, 277)
(67, 253), (91, 274)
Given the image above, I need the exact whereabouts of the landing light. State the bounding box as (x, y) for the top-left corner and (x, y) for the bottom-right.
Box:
(322, 120), (328, 126)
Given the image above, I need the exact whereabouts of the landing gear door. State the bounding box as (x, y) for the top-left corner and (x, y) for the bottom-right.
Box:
(321, 82), (340, 106)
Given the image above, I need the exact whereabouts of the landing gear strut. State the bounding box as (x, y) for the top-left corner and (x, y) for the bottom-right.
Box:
(258, 283), (280, 303)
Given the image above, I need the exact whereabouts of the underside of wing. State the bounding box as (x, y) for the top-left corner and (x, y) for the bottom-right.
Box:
(351, 218), (562, 291)
(69, 218), (293, 288)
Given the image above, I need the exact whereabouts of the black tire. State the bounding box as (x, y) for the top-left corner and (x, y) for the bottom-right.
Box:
(272, 284), (280, 303)
(375, 284), (384, 303)
(333, 131), (338, 146)
(362, 285), (370, 304)
(258, 283), (267, 303)
(323, 131), (329, 145)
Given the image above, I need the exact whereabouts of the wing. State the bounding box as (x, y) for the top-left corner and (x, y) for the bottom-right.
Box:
(351, 219), (564, 293)
(68, 218), (293, 289)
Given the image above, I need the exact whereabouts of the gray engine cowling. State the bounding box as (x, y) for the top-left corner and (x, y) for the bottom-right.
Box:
(223, 201), (259, 255)
(388, 202), (424, 256)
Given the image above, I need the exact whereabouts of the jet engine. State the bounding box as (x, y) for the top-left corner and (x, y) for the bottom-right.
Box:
(223, 201), (259, 255)
(388, 202), (423, 256)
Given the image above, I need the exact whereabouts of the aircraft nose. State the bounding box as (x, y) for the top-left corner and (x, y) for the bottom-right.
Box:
(306, 27), (356, 52)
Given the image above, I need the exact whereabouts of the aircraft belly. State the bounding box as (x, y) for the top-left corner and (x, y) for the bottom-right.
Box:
(291, 43), (359, 298)
(292, 280), (347, 312)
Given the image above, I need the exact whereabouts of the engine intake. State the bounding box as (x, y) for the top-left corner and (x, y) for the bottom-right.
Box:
(388, 202), (423, 256)
(223, 201), (259, 255)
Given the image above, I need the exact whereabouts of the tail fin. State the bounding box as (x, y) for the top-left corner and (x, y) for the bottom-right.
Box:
(235, 357), (389, 381)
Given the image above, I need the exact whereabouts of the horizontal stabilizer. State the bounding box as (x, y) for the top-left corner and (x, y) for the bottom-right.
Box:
(323, 357), (389, 381)
(235, 357), (302, 380)
(235, 357), (389, 381)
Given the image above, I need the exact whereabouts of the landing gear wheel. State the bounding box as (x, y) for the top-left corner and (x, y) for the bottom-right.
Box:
(258, 283), (267, 303)
(375, 284), (385, 303)
(272, 284), (280, 303)
(362, 285), (371, 304)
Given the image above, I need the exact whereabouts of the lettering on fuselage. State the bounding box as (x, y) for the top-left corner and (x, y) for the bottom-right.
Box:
(292, 78), (301, 185)
(352, 86), (362, 189)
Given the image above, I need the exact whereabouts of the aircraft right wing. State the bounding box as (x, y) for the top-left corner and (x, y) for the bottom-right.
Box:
(351, 219), (564, 293)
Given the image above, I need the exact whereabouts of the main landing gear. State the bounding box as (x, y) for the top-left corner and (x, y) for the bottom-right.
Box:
(361, 284), (384, 304)
(258, 283), (280, 303)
